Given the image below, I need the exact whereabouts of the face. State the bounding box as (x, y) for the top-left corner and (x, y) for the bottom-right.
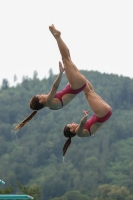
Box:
(67, 122), (78, 133)
(36, 93), (47, 104)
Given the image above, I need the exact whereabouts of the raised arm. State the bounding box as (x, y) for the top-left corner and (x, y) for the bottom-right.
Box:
(76, 110), (90, 137)
(46, 61), (65, 104)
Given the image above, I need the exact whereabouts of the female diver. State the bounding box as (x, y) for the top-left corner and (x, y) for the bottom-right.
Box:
(63, 80), (112, 156)
(14, 24), (86, 132)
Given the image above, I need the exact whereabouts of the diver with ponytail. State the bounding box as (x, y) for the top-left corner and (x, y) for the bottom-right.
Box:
(63, 80), (112, 156)
(14, 24), (87, 132)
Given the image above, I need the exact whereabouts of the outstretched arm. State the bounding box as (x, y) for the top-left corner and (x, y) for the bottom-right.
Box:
(76, 110), (89, 137)
(46, 61), (65, 104)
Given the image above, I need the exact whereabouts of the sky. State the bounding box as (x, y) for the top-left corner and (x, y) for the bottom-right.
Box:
(0, 0), (133, 86)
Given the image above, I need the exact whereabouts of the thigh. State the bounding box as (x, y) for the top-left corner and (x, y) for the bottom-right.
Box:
(63, 58), (86, 89)
(85, 91), (111, 118)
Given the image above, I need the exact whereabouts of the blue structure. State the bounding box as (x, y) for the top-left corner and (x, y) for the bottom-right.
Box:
(0, 180), (34, 199)
(0, 195), (34, 199)
(0, 180), (5, 185)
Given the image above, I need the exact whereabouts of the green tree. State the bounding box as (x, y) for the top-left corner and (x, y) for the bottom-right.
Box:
(1, 78), (9, 90)
(17, 181), (41, 200)
(0, 185), (14, 194)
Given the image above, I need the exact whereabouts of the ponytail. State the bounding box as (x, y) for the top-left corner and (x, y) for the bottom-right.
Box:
(14, 111), (37, 132)
(63, 137), (71, 156)
(63, 125), (76, 156)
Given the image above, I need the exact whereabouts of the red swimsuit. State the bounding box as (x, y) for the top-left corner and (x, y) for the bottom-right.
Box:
(84, 109), (112, 135)
(50, 83), (86, 110)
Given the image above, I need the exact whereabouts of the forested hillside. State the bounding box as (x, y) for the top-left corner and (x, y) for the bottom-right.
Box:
(0, 70), (133, 200)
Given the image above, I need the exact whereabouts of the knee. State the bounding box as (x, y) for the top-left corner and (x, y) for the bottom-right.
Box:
(86, 80), (94, 91)
(84, 84), (93, 94)
(84, 89), (91, 99)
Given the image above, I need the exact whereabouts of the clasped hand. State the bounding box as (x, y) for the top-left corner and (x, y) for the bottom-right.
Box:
(82, 109), (90, 116)
(59, 61), (66, 73)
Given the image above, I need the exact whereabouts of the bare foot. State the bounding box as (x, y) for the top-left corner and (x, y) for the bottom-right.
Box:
(49, 24), (61, 38)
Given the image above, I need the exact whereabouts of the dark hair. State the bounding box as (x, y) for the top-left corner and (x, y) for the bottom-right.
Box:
(63, 126), (76, 156)
(30, 96), (44, 111)
(14, 95), (45, 132)
(14, 111), (37, 132)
